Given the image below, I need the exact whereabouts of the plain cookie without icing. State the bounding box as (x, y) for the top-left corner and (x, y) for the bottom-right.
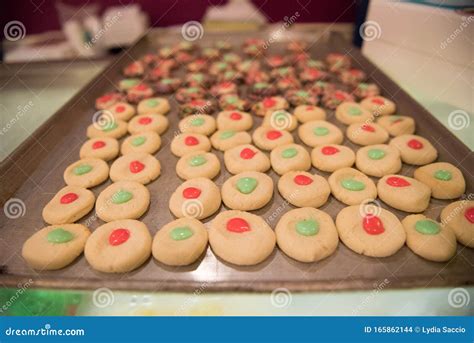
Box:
(209, 210), (276, 265)
(276, 208), (339, 262)
(42, 186), (95, 225)
(402, 214), (456, 262)
(22, 224), (90, 270)
(152, 218), (208, 266)
(336, 206), (406, 257)
(377, 175), (431, 213)
(85, 219), (152, 273)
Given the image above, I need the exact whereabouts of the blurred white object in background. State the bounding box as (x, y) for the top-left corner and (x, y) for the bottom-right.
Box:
(362, 0), (473, 121)
(103, 5), (149, 49)
(204, 0), (266, 30)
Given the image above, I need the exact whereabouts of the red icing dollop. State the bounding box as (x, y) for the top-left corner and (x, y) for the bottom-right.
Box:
(464, 207), (474, 224)
(321, 146), (339, 155)
(407, 139), (423, 150)
(138, 117), (152, 125)
(362, 215), (385, 235)
(226, 218), (251, 233)
(361, 124), (375, 132)
(263, 97), (277, 108)
(182, 187), (201, 199)
(60, 192), (78, 204)
(266, 130), (282, 140)
(92, 140), (106, 149)
(294, 174), (313, 185)
(129, 160), (145, 173)
(184, 136), (199, 146)
(109, 228), (130, 246)
(386, 176), (411, 187)
(230, 112), (242, 120)
(240, 148), (256, 160)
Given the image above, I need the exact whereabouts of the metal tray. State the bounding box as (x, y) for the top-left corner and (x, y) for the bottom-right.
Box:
(1, 31), (473, 292)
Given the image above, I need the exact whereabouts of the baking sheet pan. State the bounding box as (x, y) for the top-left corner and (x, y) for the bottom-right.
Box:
(1, 31), (473, 292)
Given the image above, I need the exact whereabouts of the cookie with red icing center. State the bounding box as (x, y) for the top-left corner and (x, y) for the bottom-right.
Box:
(171, 133), (211, 157)
(389, 134), (437, 165)
(278, 171), (330, 208)
(336, 206), (406, 257)
(377, 175), (431, 213)
(110, 152), (161, 185)
(208, 210), (276, 265)
(42, 186), (95, 225)
(224, 144), (271, 174)
(440, 200), (474, 248)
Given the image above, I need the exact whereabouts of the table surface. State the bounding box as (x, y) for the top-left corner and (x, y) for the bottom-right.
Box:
(0, 26), (472, 316)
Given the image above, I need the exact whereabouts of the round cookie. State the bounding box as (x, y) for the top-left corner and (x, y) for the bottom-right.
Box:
(252, 96), (289, 116)
(79, 137), (119, 161)
(335, 102), (373, 125)
(176, 151), (220, 180)
(178, 114), (217, 136)
(169, 178), (221, 220)
(224, 144), (271, 174)
(298, 120), (343, 147)
(252, 127), (294, 151)
(128, 114), (169, 135)
(216, 110), (253, 131)
(377, 175), (431, 213)
(360, 96), (396, 116)
(261, 110), (298, 132)
(389, 134), (438, 165)
(85, 219), (152, 273)
(210, 130), (252, 151)
(121, 131), (161, 155)
(86, 119), (128, 139)
(137, 97), (170, 115)
(377, 115), (415, 136)
(110, 153), (160, 185)
(22, 224), (90, 270)
(42, 186), (95, 225)
(278, 171), (330, 208)
(440, 200), (474, 248)
(293, 105), (326, 123)
(208, 210), (276, 265)
(336, 206), (406, 257)
(95, 181), (150, 222)
(355, 144), (402, 177)
(328, 168), (377, 205)
(414, 162), (465, 200)
(152, 218), (208, 266)
(402, 214), (456, 262)
(171, 133), (211, 157)
(275, 208), (339, 262)
(107, 102), (136, 121)
(63, 158), (109, 188)
(270, 144), (311, 175)
(311, 144), (355, 172)
(346, 123), (389, 146)
(221, 172), (273, 211)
